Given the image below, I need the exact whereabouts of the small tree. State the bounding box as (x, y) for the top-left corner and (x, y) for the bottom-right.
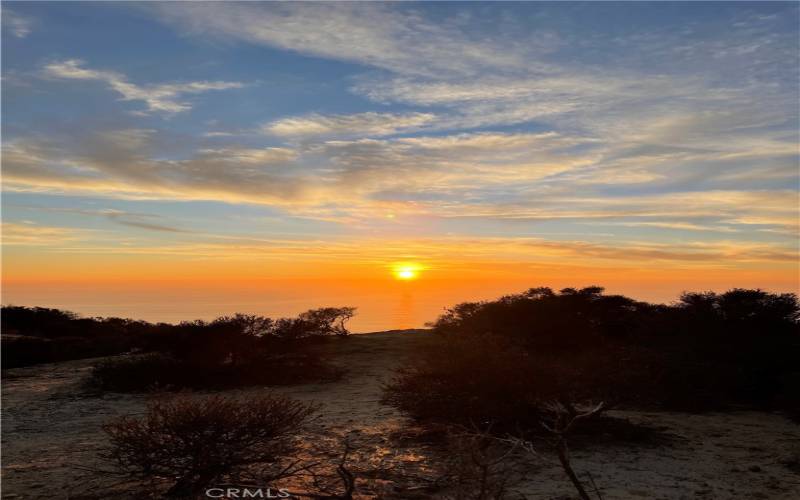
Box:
(103, 394), (316, 497)
(273, 307), (357, 340)
(300, 307), (357, 336)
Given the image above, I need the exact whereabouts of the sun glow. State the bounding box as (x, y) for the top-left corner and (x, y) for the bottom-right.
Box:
(393, 263), (420, 280)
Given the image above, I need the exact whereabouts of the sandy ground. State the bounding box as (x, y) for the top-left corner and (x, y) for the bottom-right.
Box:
(3, 329), (800, 499)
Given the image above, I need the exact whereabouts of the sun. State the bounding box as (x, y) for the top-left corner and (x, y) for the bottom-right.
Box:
(397, 269), (416, 280)
(393, 263), (420, 280)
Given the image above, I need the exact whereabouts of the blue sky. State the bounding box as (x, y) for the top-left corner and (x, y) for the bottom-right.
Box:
(2, 2), (799, 290)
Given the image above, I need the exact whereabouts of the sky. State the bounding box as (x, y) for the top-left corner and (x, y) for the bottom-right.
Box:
(2, 2), (799, 329)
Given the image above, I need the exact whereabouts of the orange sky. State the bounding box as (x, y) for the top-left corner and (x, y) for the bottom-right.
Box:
(4, 239), (797, 331)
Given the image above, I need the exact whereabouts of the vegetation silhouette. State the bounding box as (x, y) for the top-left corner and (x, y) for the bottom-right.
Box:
(97, 308), (355, 391)
(1, 306), (154, 367)
(1, 306), (356, 390)
(383, 286), (800, 432)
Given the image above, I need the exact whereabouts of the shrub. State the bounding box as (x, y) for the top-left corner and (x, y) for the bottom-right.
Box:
(91, 353), (181, 392)
(2, 306), (356, 368)
(383, 334), (654, 432)
(90, 351), (344, 392)
(664, 289), (800, 409)
(86, 307), (355, 392)
(1, 306), (149, 367)
(103, 394), (316, 497)
(384, 286), (800, 432)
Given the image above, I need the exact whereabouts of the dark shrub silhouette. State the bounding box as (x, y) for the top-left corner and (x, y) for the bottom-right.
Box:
(1, 306), (356, 369)
(91, 350), (343, 392)
(89, 308), (355, 391)
(103, 393), (316, 497)
(1, 306), (154, 367)
(384, 286), (799, 431)
(654, 289), (800, 410)
(92, 354), (181, 392)
(272, 307), (356, 341)
(383, 333), (653, 432)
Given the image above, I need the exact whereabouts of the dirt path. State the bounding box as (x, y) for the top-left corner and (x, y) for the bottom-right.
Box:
(3, 330), (800, 499)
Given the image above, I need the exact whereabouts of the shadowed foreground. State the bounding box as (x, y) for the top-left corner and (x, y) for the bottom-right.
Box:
(3, 329), (799, 499)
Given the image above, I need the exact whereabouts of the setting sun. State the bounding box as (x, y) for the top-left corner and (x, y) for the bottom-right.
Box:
(393, 264), (420, 280)
(398, 269), (415, 279)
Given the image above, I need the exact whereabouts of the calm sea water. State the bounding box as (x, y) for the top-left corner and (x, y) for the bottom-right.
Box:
(2, 279), (541, 332)
(2, 278), (751, 332)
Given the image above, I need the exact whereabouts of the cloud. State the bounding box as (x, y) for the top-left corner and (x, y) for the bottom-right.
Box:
(151, 2), (547, 78)
(2, 128), (587, 205)
(527, 238), (798, 265)
(143, 2), (799, 133)
(102, 210), (189, 233)
(354, 74), (639, 106)
(1, 133), (313, 205)
(2, 8), (33, 38)
(264, 112), (437, 138)
(6, 205), (192, 234)
(2, 222), (82, 245)
(43, 59), (244, 115)
(24, 234), (798, 271)
(395, 131), (589, 152)
(4, 127), (796, 245)
(194, 147), (298, 164)
(203, 131), (236, 138)
(600, 221), (740, 233)
(91, 208), (191, 233)
(147, 2), (797, 154)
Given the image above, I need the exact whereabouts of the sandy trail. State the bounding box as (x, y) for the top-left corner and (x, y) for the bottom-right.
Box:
(3, 330), (799, 499)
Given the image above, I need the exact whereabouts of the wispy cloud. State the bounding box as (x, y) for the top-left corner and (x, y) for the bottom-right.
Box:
(264, 112), (436, 138)
(43, 59), (244, 115)
(2, 133), (310, 205)
(151, 2), (546, 78)
(103, 210), (189, 233)
(2, 8), (34, 38)
(194, 147), (298, 165)
(24, 234), (799, 271)
(7, 206), (192, 234)
(2, 222), (82, 245)
(3, 127), (797, 247)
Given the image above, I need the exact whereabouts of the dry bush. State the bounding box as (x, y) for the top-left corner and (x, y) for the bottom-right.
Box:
(439, 430), (522, 500)
(539, 402), (607, 500)
(103, 394), (316, 497)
